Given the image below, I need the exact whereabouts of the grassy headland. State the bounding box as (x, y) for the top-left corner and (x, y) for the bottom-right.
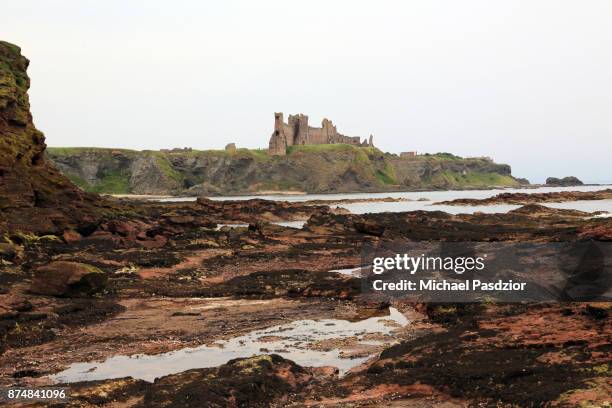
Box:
(47, 144), (519, 195)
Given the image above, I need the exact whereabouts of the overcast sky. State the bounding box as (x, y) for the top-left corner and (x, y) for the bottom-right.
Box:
(3, 0), (611, 183)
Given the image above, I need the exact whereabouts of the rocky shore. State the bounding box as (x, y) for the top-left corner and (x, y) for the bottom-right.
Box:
(2, 195), (611, 407)
(1, 41), (611, 407)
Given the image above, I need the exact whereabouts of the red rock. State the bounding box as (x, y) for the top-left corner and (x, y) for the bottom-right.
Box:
(62, 230), (82, 243)
(579, 224), (612, 241)
(140, 235), (168, 248)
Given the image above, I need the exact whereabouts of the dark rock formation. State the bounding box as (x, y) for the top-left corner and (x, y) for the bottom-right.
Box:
(546, 176), (584, 186)
(0, 41), (108, 235)
(142, 354), (317, 407)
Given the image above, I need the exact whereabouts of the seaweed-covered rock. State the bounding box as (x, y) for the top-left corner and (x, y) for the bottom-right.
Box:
(143, 354), (314, 407)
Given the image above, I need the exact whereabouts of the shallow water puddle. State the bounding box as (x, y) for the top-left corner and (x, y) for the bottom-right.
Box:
(216, 221), (306, 229)
(329, 266), (371, 277)
(188, 298), (274, 311)
(273, 220), (306, 228)
(215, 223), (249, 230)
(49, 308), (409, 383)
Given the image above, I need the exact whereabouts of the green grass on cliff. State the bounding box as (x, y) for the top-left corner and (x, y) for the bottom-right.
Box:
(283, 144), (399, 188)
(65, 171), (131, 194)
(171, 145), (375, 163)
(149, 151), (184, 183)
(47, 147), (139, 156)
(89, 170), (131, 194)
(168, 148), (270, 162)
(425, 170), (518, 188)
(286, 144), (380, 156)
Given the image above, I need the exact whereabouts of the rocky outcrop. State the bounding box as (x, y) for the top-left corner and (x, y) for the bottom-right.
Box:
(546, 176), (584, 186)
(129, 153), (183, 195)
(47, 146), (519, 195)
(388, 153), (514, 189)
(0, 41), (108, 235)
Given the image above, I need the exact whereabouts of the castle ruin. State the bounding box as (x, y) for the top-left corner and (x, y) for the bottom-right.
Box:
(268, 113), (373, 156)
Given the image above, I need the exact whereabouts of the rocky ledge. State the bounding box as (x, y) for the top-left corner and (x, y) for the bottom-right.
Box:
(434, 188), (612, 206)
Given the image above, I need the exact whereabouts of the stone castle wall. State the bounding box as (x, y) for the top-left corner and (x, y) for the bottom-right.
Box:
(269, 112), (372, 156)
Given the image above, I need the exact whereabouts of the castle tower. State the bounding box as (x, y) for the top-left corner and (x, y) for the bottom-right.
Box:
(294, 114), (310, 145)
(269, 112), (288, 156)
(274, 112), (282, 128)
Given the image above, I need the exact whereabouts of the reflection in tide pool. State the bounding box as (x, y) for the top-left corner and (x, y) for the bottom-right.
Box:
(273, 220), (306, 228)
(329, 266), (370, 277)
(215, 223), (249, 230)
(215, 221), (306, 229)
(50, 308), (409, 383)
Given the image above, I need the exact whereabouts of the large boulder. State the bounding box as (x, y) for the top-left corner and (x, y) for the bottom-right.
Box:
(30, 261), (107, 297)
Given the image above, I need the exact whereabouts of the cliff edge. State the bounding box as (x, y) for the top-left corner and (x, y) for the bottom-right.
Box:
(47, 145), (519, 196)
(0, 41), (106, 234)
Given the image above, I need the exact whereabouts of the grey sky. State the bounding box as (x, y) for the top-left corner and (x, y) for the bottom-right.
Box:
(3, 0), (611, 183)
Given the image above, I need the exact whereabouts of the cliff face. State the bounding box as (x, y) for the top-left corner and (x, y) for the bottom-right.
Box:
(0, 41), (104, 234)
(47, 145), (518, 196)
